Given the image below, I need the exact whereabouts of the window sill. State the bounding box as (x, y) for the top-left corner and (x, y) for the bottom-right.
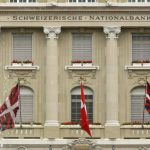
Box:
(65, 65), (99, 70)
(125, 65), (150, 70)
(5, 65), (40, 70)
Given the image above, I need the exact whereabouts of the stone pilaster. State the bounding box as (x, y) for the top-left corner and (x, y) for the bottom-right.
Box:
(103, 26), (121, 138)
(43, 27), (61, 137)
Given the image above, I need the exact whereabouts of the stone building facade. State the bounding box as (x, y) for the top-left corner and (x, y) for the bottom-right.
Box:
(0, 0), (150, 149)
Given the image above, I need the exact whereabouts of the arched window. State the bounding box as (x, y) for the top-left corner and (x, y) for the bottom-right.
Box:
(131, 86), (150, 122)
(71, 86), (93, 123)
(16, 86), (33, 123)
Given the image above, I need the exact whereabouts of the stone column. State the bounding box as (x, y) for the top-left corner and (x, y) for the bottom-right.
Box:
(43, 27), (61, 137)
(103, 26), (121, 138)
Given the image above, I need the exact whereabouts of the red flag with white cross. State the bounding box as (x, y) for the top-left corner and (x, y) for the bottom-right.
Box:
(80, 81), (92, 137)
(145, 81), (150, 114)
(0, 84), (20, 131)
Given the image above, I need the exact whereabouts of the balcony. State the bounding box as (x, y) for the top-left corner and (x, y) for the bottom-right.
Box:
(0, 124), (43, 138)
(121, 125), (150, 138)
(60, 124), (104, 138)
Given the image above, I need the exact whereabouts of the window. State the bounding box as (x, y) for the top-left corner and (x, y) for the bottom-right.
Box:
(131, 86), (150, 122)
(69, 0), (95, 2)
(72, 33), (92, 62)
(16, 86), (33, 123)
(129, 0), (150, 2)
(71, 86), (93, 123)
(132, 34), (150, 62)
(12, 34), (32, 62)
(10, 0), (36, 3)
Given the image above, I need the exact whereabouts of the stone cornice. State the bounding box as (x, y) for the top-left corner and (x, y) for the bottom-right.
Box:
(1, 138), (150, 145)
(0, 3), (150, 12)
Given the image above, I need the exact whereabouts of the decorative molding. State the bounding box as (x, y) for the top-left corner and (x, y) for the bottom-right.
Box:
(139, 146), (148, 150)
(62, 138), (101, 150)
(125, 65), (150, 70)
(65, 65), (99, 70)
(137, 78), (146, 85)
(4, 65), (39, 78)
(43, 27), (61, 39)
(65, 65), (99, 79)
(103, 26), (121, 39)
(74, 76), (91, 85)
(1, 138), (150, 147)
(62, 145), (71, 150)
(5, 65), (39, 70)
(44, 120), (59, 126)
(17, 146), (27, 150)
(125, 65), (150, 78)
(105, 120), (120, 126)
(2, 2), (150, 7)
(67, 70), (97, 79)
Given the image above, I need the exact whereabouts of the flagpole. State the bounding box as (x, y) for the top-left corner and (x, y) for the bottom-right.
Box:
(80, 79), (84, 139)
(18, 78), (22, 128)
(142, 76), (147, 129)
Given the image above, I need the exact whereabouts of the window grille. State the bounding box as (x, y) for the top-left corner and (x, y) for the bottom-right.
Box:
(71, 87), (93, 123)
(131, 86), (150, 122)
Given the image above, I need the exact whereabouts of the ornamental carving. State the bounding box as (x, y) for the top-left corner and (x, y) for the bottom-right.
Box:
(138, 146), (148, 150)
(5, 66), (39, 79)
(103, 26), (121, 39)
(67, 70), (97, 79)
(62, 138), (101, 150)
(7, 70), (37, 79)
(65, 65), (99, 79)
(125, 66), (150, 78)
(43, 27), (61, 39)
(127, 70), (150, 79)
(17, 146), (27, 150)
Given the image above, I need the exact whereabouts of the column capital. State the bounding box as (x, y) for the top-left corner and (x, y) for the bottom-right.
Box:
(43, 27), (61, 39)
(103, 26), (121, 39)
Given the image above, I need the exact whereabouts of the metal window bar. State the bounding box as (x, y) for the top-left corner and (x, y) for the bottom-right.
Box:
(131, 94), (150, 122)
(71, 95), (93, 123)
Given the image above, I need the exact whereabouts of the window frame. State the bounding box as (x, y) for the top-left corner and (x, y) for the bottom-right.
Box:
(128, 0), (150, 2)
(15, 86), (34, 124)
(12, 33), (33, 62)
(72, 33), (93, 62)
(132, 33), (150, 63)
(131, 86), (150, 123)
(69, 0), (95, 2)
(71, 86), (93, 123)
(10, 0), (36, 3)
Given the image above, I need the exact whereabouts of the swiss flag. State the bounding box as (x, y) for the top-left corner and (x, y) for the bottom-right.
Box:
(0, 84), (20, 131)
(80, 81), (92, 137)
